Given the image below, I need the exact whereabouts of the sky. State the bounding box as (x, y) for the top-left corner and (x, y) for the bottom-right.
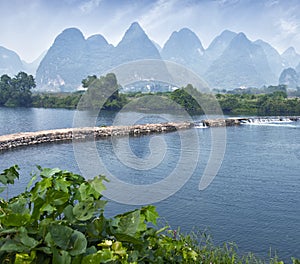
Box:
(0, 0), (300, 62)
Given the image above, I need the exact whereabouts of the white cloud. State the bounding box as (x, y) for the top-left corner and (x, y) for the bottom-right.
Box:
(79, 0), (102, 14)
(279, 18), (299, 35)
(265, 0), (279, 8)
(138, 0), (203, 46)
(139, 0), (178, 28)
(215, 0), (241, 7)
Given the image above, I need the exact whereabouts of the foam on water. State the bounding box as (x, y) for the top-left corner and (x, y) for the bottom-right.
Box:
(241, 117), (299, 128)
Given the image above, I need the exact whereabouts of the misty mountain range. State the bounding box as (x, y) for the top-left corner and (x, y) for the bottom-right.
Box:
(1, 22), (300, 92)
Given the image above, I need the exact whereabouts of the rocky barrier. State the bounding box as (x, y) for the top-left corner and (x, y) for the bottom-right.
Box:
(203, 118), (245, 127)
(1, 117), (299, 151)
(0, 122), (194, 151)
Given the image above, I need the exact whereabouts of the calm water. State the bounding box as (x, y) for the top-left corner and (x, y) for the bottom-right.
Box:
(0, 107), (300, 261)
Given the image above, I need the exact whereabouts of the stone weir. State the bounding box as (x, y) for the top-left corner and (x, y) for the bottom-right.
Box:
(1, 117), (299, 151)
(0, 122), (194, 151)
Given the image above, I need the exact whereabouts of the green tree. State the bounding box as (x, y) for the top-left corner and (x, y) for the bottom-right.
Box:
(81, 75), (97, 88)
(218, 94), (240, 114)
(169, 84), (204, 114)
(79, 73), (127, 110)
(0, 72), (36, 107)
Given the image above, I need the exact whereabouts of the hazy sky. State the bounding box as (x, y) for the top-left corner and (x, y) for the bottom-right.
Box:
(0, 0), (300, 62)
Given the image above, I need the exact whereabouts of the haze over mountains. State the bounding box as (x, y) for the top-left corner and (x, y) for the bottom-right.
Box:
(1, 22), (300, 92)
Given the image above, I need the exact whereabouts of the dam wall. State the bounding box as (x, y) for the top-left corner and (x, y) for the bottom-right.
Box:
(1, 117), (299, 151)
(0, 122), (193, 151)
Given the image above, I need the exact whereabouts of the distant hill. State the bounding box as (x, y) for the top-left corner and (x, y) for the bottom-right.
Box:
(199, 30), (237, 74)
(23, 50), (47, 75)
(114, 22), (161, 65)
(0, 46), (24, 76)
(0, 47), (45, 78)
(281, 47), (300, 69)
(35, 28), (87, 92)
(35, 22), (160, 92)
(279, 67), (299, 89)
(161, 28), (204, 74)
(204, 33), (274, 89)
(2, 22), (300, 91)
(254, 39), (283, 81)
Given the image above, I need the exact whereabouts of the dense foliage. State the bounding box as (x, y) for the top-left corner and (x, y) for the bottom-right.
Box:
(77, 73), (128, 110)
(30, 86), (300, 116)
(0, 72), (35, 107)
(169, 84), (204, 114)
(216, 91), (300, 115)
(32, 74), (128, 110)
(1, 166), (299, 263)
(1, 72), (300, 116)
(32, 92), (82, 109)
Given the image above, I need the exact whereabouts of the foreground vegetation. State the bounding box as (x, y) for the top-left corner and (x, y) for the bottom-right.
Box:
(1, 72), (300, 116)
(0, 166), (299, 263)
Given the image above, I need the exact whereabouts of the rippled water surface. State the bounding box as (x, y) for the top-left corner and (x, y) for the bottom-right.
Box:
(1, 107), (300, 261)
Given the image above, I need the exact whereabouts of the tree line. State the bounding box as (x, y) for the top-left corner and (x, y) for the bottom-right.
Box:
(1, 72), (300, 116)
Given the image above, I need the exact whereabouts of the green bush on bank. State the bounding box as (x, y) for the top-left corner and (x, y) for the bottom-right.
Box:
(31, 88), (300, 116)
(0, 166), (298, 263)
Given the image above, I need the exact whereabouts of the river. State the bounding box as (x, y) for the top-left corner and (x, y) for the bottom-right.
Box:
(0, 107), (300, 262)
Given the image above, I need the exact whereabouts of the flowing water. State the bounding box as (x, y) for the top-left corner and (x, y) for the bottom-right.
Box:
(0, 107), (300, 261)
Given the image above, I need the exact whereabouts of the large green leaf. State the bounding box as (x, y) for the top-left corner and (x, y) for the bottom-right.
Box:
(0, 240), (28, 252)
(90, 176), (106, 195)
(78, 182), (100, 201)
(48, 190), (69, 205)
(0, 213), (31, 227)
(114, 233), (142, 245)
(73, 200), (95, 221)
(137, 214), (147, 233)
(31, 197), (45, 220)
(52, 248), (71, 264)
(113, 210), (140, 237)
(86, 215), (106, 238)
(26, 173), (37, 192)
(0, 165), (19, 185)
(0, 227), (19, 235)
(53, 178), (71, 193)
(19, 227), (39, 249)
(30, 177), (52, 200)
(48, 224), (73, 250)
(94, 200), (107, 211)
(63, 204), (75, 222)
(78, 183), (91, 201)
(8, 196), (29, 214)
(69, 230), (87, 256)
(40, 168), (61, 178)
(40, 203), (55, 214)
(142, 205), (159, 225)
